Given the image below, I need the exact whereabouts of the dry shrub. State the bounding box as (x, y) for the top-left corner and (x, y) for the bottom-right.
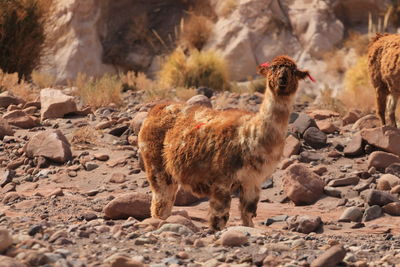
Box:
(343, 32), (370, 56)
(339, 55), (375, 112)
(159, 48), (230, 92)
(179, 14), (213, 50)
(322, 50), (347, 76)
(74, 73), (122, 109)
(71, 126), (101, 146)
(175, 87), (197, 100)
(219, 0), (238, 17)
(31, 70), (55, 88)
(0, 69), (38, 101)
(0, 0), (52, 79)
(315, 86), (347, 115)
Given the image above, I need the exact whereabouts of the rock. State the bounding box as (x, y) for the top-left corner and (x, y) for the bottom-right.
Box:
(0, 256), (27, 267)
(338, 207), (363, 222)
(352, 114), (381, 130)
(103, 193), (151, 220)
(0, 228), (13, 252)
(109, 255), (144, 267)
(310, 245), (346, 267)
(344, 133), (364, 157)
(290, 113), (316, 136)
(362, 205), (382, 222)
(307, 109), (340, 120)
(186, 95), (212, 108)
(0, 91), (22, 108)
(0, 170), (15, 187)
(154, 223), (194, 236)
(361, 126), (400, 156)
(110, 173), (127, 183)
(95, 120), (116, 130)
(303, 127), (327, 148)
(2, 110), (39, 129)
(385, 163), (400, 177)
(47, 188), (64, 197)
(286, 215), (322, 234)
(130, 112), (148, 135)
(0, 119), (14, 139)
(383, 202), (400, 216)
(282, 163), (325, 205)
(361, 189), (399, 206)
(2, 192), (21, 204)
(94, 153), (109, 161)
(40, 88), (78, 120)
(315, 119), (338, 134)
(262, 215), (288, 226)
(299, 151), (323, 163)
(220, 229), (248, 247)
(342, 110), (361, 126)
(24, 130), (72, 163)
(163, 215), (199, 232)
(283, 135), (301, 158)
(28, 225), (43, 236)
(323, 186), (342, 198)
(196, 87), (214, 98)
(174, 187), (201, 206)
(377, 174), (400, 190)
(328, 176), (359, 187)
(391, 185), (400, 194)
(368, 151), (400, 170)
(84, 162), (99, 171)
(6, 159), (24, 170)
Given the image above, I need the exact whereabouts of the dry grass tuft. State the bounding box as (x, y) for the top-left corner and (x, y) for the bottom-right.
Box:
(339, 55), (375, 112)
(315, 86), (347, 115)
(31, 70), (56, 88)
(0, 0), (52, 79)
(159, 48), (230, 92)
(179, 14), (213, 50)
(74, 73), (123, 109)
(0, 69), (38, 102)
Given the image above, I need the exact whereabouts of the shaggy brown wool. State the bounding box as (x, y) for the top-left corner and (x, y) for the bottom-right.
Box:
(138, 55), (310, 230)
(368, 33), (400, 127)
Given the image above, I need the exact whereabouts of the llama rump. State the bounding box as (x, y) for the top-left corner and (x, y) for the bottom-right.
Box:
(138, 55), (313, 230)
(368, 33), (400, 127)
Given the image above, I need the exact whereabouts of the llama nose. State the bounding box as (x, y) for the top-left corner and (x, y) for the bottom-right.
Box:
(278, 75), (287, 84)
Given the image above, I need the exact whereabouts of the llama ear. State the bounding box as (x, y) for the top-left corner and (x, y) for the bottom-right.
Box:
(257, 62), (269, 76)
(296, 70), (315, 82)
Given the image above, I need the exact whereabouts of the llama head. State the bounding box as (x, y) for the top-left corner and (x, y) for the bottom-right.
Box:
(257, 55), (313, 97)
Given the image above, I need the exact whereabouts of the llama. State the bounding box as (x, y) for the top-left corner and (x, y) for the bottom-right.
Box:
(368, 33), (400, 127)
(138, 55), (313, 230)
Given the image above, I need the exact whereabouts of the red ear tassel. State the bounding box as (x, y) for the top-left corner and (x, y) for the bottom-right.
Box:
(261, 62), (270, 68)
(307, 73), (316, 83)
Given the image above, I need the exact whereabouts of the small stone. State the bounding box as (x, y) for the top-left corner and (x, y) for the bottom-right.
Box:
(220, 230), (248, 247)
(67, 171), (77, 177)
(290, 113), (316, 135)
(109, 173), (127, 184)
(47, 188), (64, 197)
(154, 223), (194, 236)
(95, 120), (115, 130)
(28, 225), (43, 236)
(303, 127), (327, 149)
(84, 162), (99, 171)
(310, 244), (346, 267)
(0, 170), (15, 187)
(103, 193), (151, 220)
(328, 176), (359, 187)
(283, 135), (300, 158)
(316, 119), (339, 134)
(94, 153), (109, 161)
(313, 166), (327, 176)
(343, 110), (361, 125)
(362, 205), (382, 222)
(377, 174), (400, 190)
(368, 151), (400, 170)
(0, 228), (13, 252)
(82, 213), (98, 221)
(338, 207), (363, 222)
(286, 215), (322, 234)
(344, 133), (364, 157)
(361, 189), (398, 206)
(299, 151), (322, 163)
(324, 186), (342, 198)
(383, 202), (400, 216)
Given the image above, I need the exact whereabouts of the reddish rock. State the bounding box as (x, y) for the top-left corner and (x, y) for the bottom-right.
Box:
(23, 106), (37, 114)
(362, 189), (399, 206)
(103, 193), (151, 220)
(220, 229), (248, 247)
(2, 110), (39, 129)
(316, 119), (338, 134)
(303, 127), (327, 149)
(307, 109), (339, 120)
(368, 151), (400, 170)
(109, 173), (127, 184)
(0, 91), (22, 108)
(289, 113), (317, 135)
(163, 215), (199, 232)
(377, 174), (400, 191)
(383, 202), (400, 216)
(94, 153), (109, 161)
(109, 256), (143, 267)
(343, 133), (364, 157)
(311, 245), (346, 267)
(282, 163), (325, 205)
(0, 256), (27, 267)
(174, 187), (201, 206)
(391, 185), (400, 194)
(130, 112), (148, 135)
(342, 110), (361, 126)
(287, 215), (322, 234)
(40, 88), (78, 120)
(95, 120), (116, 130)
(352, 114), (381, 130)
(282, 135), (300, 158)
(0, 118), (14, 139)
(6, 158), (24, 170)
(24, 130), (72, 163)
(361, 126), (400, 156)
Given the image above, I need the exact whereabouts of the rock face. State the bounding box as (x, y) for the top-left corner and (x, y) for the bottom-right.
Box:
(103, 193), (151, 220)
(361, 126), (400, 156)
(40, 88), (78, 120)
(282, 163), (325, 205)
(24, 130), (72, 163)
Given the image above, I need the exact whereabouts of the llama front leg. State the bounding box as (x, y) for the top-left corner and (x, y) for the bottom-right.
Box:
(239, 183), (260, 227)
(388, 94), (399, 127)
(209, 187), (232, 231)
(376, 88), (388, 125)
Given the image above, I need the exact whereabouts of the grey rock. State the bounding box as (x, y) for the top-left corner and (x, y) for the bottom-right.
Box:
(154, 223), (194, 236)
(362, 205), (382, 222)
(303, 127), (327, 149)
(361, 189), (399, 206)
(338, 207), (363, 222)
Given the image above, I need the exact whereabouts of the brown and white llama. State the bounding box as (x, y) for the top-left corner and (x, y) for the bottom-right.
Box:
(368, 33), (400, 127)
(138, 55), (313, 230)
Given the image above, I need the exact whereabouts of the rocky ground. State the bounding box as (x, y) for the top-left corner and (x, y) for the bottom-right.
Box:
(1, 88), (400, 267)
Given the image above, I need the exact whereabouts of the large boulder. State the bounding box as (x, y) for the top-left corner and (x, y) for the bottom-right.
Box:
(103, 193), (151, 220)
(0, 119), (14, 139)
(2, 110), (39, 129)
(40, 88), (78, 120)
(361, 126), (400, 156)
(24, 130), (72, 163)
(368, 151), (400, 170)
(282, 163), (325, 205)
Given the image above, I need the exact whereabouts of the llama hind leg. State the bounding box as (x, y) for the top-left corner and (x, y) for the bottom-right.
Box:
(209, 187), (232, 231)
(388, 94), (399, 128)
(376, 88), (388, 125)
(239, 183), (260, 227)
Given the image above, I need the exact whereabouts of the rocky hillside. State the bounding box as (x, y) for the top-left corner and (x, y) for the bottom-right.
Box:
(41, 0), (392, 87)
